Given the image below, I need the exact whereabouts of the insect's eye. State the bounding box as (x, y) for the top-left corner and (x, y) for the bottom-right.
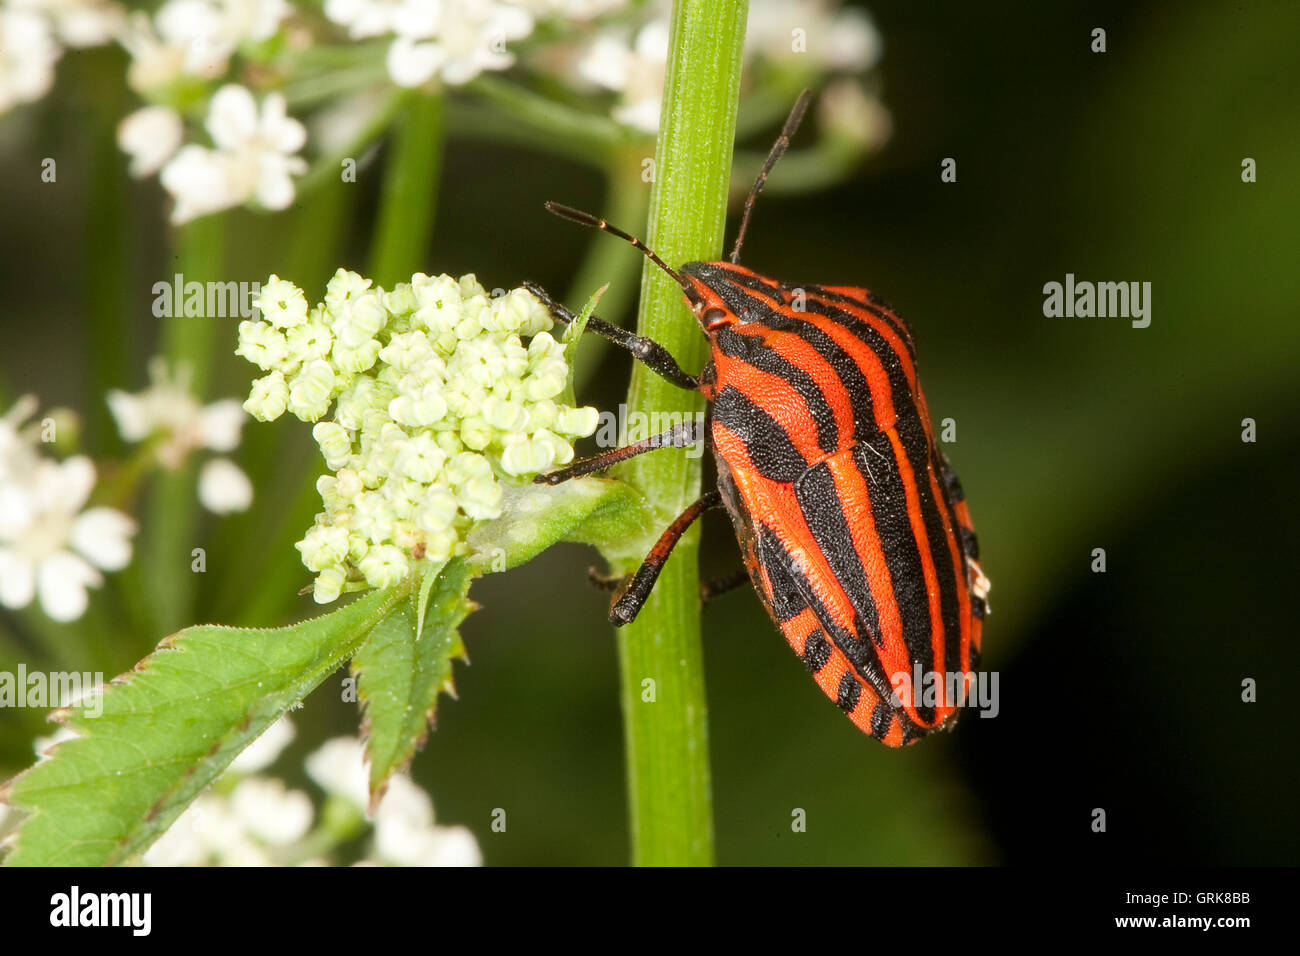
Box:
(701, 307), (729, 327)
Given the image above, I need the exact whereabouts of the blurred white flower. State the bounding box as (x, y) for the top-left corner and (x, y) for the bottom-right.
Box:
(0, 394), (40, 487)
(229, 777), (314, 845)
(0, 9), (61, 114)
(372, 774), (482, 866)
(746, 0), (882, 72)
(323, 0), (409, 39)
(304, 734), (369, 811)
(117, 105), (184, 178)
(143, 792), (274, 866)
(120, 0), (292, 95)
(0, 419), (136, 622)
(220, 0), (291, 44)
(569, 0), (884, 133)
(120, 4), (228, 93)
(159, 84), (307, 223)
(146, 734), (480, 866)
(326, 0), (535, 88)
(516, 0), (624, 19)
(108, 358), (247, 467)
(577, 18), (668, 133)
(817, 76), (891, 147)
(229, 716), (296, 774)
(10, 0), (125, 48)
(198, 457), (254, 513)
(108, 357), (253, 513)
(306, 734), (483, 866)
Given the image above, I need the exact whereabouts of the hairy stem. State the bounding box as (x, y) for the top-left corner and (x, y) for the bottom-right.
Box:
(611, 0), (749, 867)
(368, 93), (443, 286)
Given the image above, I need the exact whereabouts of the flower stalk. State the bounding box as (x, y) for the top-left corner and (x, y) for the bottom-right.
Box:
(610, 0), (750, 867)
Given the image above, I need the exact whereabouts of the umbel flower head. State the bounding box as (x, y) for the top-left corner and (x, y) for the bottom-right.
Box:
(237, 269), (598, 602)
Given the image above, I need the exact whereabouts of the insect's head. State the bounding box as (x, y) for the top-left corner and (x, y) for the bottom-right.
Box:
(680, 261), (744, 332)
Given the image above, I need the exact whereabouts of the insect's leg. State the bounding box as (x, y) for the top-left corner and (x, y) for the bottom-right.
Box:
(523, 281), (699, 391)
(934, 447), (988, 670)
(533, 418), (703, 486)
(700, 569), (751, 605)
(935, 448), (977, 558)
(608, 490), (723, 626)
(587, 567), (621, 592)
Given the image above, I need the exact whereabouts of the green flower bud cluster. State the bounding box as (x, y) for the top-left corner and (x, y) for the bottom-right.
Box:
(236, 269), (599, 603)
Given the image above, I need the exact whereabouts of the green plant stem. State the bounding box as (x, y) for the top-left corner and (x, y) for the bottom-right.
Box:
(611, 0), (749, 867)
(368, 93), (443, 286)
(467, 75), (627, 158)
(134, 216), (224, 636)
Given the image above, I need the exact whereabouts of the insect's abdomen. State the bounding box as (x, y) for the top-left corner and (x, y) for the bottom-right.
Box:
(701, 275), (985, 744)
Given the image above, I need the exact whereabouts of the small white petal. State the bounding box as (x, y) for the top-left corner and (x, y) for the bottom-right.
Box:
(42, 456), (96, 514)
(304, 736), (370, 812)
(0, 548), (36, 609)
(253, 154), (301, 210)
(106, 389), (153, 441)
(229, 716), (296, 774)
(117, 106), (184, 178)
(36, 551), (102, 622)
(260, 92), (307, 154)
(198, 458), (254, 513)
(387, 36), (443, 88)
(161, 145), (239, 223)
(578, 33), (631, 91)
(70, 507), (137, 571)
(197, 399), (246, 452)
(207, 84), (260, 150)
(230, 777), (314, 845)
(0, 484), (36, 538)
(612, 97), (661, 134)
(424, 825), (483, 867)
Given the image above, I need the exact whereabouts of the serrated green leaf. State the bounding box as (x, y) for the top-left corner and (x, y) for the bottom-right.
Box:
(353, 559), (473, 807)
(560, 283), (607, 410)
(467, 478), (651, 573)
(0, 584), (409, 867)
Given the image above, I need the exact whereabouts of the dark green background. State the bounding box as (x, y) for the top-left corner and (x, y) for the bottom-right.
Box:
(2, 1), (1297, 864)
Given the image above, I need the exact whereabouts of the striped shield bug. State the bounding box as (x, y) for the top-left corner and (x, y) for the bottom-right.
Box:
(528, 91), (989, 746)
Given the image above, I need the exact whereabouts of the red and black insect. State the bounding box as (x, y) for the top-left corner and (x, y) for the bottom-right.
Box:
(529, 92), (989, 746)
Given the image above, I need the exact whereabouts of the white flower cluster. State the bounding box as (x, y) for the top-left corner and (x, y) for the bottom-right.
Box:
(326, 0), (531, 88)
(141, 721), (481, 866)
(118, 82), (306, 223)
(577, 0), (884, 133)
(112, 0), (303, 222)
(118, 0), (289, 95)
(324, 0), (623, 88)
(0, 396), (136, 622)
(107, 357), (253, 514)
(0, 0), (123, 113)
(304, 736), (481, 866)
(236, 269), (598, 602)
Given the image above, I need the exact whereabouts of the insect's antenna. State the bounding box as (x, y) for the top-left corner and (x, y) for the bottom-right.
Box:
(544, 201), (690, 292)
(729, 89), (812, 264)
